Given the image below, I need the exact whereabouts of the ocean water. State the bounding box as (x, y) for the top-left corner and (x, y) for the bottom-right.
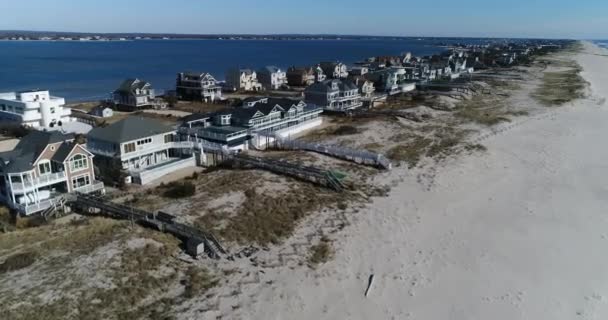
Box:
(0, 39), (482, 102)
(594, 40), (608, 48)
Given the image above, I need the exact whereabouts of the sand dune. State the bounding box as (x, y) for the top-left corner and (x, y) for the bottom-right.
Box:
(211, 42), (608, 320)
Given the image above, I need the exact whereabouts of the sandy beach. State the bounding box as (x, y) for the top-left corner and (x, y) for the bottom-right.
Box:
(1, 41), (605, 320)
(189, 41), (608, 319)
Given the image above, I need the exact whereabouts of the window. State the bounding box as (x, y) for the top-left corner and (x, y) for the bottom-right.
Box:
(124, 142), (136, 153)
(72, 175), (90, 189)
(136, 138), (152, 146)
(50, 107), (56, 114)
(164, 134), (174, 143)
(38, 161), (51, 175)
(70, 154), (88, 172)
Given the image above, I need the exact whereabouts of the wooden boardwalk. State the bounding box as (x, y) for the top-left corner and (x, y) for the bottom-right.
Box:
(267, 135), (392, 170)
(230, 153), (346, 191)
(68, 193), (226, 259)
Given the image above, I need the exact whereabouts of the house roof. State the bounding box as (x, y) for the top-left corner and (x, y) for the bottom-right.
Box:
(179, 72), (216, 81)
(0, 131), (75, 173)
(306, 79), (358, 93)
(87, 117), (175, 144)
(261, 66), (281, 74)
(115, 78), (151, 94)
(233, 97), (306, 122)
(89, 105), (112, 115)
(51, 142), (78, 163)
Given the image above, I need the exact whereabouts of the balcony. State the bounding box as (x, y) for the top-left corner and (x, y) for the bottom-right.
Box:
(91, 141), (195, 161)
(11, 171), (67, 193)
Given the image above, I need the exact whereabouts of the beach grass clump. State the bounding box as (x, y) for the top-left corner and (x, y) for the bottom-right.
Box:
(308, 237), (334, 267)
(183, 266), (218, 299)
(387, 136), (433, 168)
(533, 67), (587, 106)
(198, 183), (347, 245)
(464, 143), (488, 152)
(455, 107), (511, 126)
(0, 251), (38, 274)
(163, 181), (196, 199)
(332, 125), (359, 135)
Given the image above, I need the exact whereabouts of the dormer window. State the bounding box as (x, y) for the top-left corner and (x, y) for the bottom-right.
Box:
(69, 154), (88, 172)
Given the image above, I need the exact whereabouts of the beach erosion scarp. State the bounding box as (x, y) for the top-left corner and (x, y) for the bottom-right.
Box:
(211, 41), (608, 320)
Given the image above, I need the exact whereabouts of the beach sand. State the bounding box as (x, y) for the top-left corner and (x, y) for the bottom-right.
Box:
(189, 41), (608, 319)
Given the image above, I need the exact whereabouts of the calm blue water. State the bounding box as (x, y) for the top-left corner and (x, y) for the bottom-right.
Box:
(0, 39), (480, 102)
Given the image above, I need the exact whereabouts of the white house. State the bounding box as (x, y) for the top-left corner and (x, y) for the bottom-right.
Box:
(89, 106), (114, 118)
(87, 117), (197, 185)
(0, 90), (73, 130)
(257, 66), (288, 90)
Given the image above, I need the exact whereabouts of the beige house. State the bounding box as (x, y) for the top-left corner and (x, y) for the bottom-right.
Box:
(226, 68), (263, 92)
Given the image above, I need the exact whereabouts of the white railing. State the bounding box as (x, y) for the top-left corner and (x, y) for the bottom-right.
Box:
(74, 181), (105, 194)
(15, 198), (56, 216)
(131, 157), (196, 185)
(121, 141), (195, 161)
(12, 171), (67, 192)
(272, 135), (392, 170)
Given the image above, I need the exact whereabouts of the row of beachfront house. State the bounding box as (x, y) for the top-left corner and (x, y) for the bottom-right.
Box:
(56, 43), (539, 113)
(0, 94), (325, 216)
(0, 42), (547, 216)
(108, 53), (484, 113)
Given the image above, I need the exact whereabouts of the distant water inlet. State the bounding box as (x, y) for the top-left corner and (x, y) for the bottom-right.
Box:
(0, 39), (480, 101)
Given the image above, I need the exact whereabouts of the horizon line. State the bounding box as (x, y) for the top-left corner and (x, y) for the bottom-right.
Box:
(0, 29), (581, 41)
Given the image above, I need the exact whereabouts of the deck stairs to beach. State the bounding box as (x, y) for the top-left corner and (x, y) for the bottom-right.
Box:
(41, 196), (68, 220)
(268, 134), (392, 170)
(229, 153), (346, 192)
(67, 192), (226, 259)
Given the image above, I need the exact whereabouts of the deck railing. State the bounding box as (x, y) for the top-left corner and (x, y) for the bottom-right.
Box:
(11, 171), (67, 192)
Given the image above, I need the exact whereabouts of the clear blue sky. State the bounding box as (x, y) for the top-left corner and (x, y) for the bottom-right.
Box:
(1, 0), (607, 39)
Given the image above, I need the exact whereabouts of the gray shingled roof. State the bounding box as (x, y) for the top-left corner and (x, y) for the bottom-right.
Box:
(307, 79), (358, 93)
(87, 117), (175, 144)
(115, 78), (151, 94)
(51, 142), (77, 163)
(0, 131), (75, 173)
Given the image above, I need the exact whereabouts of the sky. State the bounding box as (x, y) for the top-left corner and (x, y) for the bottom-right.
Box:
(1, 0), (607, 39)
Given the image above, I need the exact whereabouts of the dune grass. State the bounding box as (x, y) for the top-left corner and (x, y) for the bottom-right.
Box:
(198, 184), (348, 245)
(533, 67), (587, 106)
(308, 237), (334, 267)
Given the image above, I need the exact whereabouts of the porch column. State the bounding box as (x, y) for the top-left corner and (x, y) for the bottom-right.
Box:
(20, 173), (27, 210)
(30, 172), (40, 205)
(7, 174), (16, 204)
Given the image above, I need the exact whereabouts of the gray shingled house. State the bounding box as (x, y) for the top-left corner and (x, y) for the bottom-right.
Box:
(176, 72), (223, 102)
(304, 79), (362, 111)
(0, 131), (104, 215)
(257, 66), (288, 90)
(112, 78), (158, 111)
(179, 97), (323, 152)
